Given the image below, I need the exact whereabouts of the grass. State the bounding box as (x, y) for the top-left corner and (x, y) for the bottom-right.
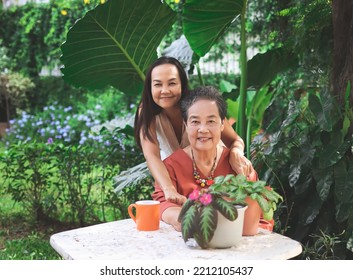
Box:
(0, 231), (62, 260)
(0, 193), (69, 260)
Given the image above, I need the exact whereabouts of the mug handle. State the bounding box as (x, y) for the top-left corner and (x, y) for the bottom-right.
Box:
(128, 204), (137, 223)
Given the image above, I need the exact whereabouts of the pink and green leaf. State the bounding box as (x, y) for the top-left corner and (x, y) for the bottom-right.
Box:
(212, 198), (238, 221)
(178, 199), (195, 222)
(181, 204), (197, 242)
(197, 205), (217, 244)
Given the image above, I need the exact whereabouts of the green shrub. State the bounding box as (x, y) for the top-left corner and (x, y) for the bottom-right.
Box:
(52, 143), (120, 225)
(0, 141), (58, 222)
(0, 138), (145, 225)
(0, 72), (35, 122)
(3, 105), (102, 146)
(76, 87), (138, 121)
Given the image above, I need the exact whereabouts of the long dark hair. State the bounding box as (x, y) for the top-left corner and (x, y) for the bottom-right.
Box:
(134, 56), (189, 149)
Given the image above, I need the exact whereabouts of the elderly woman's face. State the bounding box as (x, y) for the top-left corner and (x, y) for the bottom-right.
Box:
(185, 99), (224, 151)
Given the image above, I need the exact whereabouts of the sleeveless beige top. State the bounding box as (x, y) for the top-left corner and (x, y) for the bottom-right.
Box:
(155, 111), (190, 160)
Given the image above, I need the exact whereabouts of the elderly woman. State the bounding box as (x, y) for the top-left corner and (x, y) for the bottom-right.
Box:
(152, 86), (260, 233)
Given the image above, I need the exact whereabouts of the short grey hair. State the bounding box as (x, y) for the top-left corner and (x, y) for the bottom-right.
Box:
(180, 86), (227, 121)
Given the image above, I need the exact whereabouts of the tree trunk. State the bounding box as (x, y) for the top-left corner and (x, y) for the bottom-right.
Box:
(332, 0), (353, 106)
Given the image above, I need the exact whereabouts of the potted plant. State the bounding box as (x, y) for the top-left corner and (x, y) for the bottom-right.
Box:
(178, 174), (283, 249)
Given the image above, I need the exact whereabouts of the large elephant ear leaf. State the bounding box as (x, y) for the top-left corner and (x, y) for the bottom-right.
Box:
(182, 0), (244, 57)
(247, 47), (298, 90)
(60, 0), (176, 95)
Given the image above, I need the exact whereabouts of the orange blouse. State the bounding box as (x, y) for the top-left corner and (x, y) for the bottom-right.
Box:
(152, 148), (236, 216)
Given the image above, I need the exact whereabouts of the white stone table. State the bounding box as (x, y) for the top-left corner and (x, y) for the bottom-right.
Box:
(50, 219), (302, 260)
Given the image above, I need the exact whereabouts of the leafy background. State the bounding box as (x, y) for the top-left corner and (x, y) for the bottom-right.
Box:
(1, 0), (353, 260)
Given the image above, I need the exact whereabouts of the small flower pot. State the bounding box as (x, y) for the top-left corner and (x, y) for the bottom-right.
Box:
(208, 205), (248, 249)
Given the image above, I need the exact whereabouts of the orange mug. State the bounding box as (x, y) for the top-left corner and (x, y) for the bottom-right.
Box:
(128, 200), (160, 231)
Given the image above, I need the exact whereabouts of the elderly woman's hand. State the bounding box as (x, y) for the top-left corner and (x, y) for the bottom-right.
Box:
(163, 187), (187, 205)
(229, 148), (254, 177)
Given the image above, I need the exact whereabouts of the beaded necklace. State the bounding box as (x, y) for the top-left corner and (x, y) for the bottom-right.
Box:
(191, 148), (217, 187)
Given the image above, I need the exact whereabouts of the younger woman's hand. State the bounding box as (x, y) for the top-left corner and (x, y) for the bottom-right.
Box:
(229, 148), (254, 177)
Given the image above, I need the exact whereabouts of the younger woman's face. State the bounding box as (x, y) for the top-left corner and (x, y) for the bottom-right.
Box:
(151, 64), (182, 109)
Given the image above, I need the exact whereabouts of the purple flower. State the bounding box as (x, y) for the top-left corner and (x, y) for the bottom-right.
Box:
(47, 138), (53, 144)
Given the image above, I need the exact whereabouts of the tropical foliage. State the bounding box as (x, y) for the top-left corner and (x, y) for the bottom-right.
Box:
(0, 0), (104, 77)
(252, 86), (353, 257)
(56, 0), (353, 259)
(1, 0), (353, 259)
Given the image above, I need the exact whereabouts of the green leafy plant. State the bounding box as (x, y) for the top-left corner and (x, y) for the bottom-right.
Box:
(212, 174), (283, 221)
(178, 174), (282, 249)
(0, 139), (134, 225)
(302, 230), (345, 260)
(0, 141), (58, 222)
(251, 86), (353, 258)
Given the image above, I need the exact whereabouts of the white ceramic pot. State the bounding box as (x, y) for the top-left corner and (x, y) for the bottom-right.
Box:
(208, 205), (248, 249)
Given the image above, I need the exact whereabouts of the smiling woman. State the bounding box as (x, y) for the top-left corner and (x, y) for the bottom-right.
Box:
(185, 99), (224, 153)
(134, 57), (254, 208)
(151, 63), (182, 110)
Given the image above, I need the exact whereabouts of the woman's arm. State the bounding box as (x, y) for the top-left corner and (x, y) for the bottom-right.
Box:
(161, 207), (182, 231)
(140, 120), (187, 205)
(221, 118), (254, 176)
